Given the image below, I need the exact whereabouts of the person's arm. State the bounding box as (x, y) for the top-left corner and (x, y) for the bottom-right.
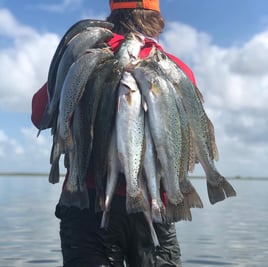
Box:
(31, 83), (48, 129)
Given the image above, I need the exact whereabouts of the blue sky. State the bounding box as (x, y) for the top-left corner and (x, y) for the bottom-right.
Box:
(0, 0), (268, 178)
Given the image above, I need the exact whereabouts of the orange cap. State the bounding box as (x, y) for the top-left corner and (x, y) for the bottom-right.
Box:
(110, 0), (160, 12)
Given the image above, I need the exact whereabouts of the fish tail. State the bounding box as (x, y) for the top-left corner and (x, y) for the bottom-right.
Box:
(50, 141), (62, 164)
(206, 167), (237, 204)
(48, 161), (60, 184)
(166, 201), (192, 223)
(222, 177), (237, 198)
(126, 190), (148, 214)
(36, 129), (41, 137)
(184, 189), (204, 209)
(179, 202), (193, 221)
(207, 181), (225, 204)
(180, 180), (203, 208)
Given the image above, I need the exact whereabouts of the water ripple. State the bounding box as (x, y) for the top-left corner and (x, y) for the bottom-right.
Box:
(185, 259), (235, 265)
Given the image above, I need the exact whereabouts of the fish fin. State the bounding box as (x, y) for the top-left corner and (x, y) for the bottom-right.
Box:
(50, 137), (64, 165)
(184, 190), (203, 209)
(50, 143), (58, 164)
(222, 178), (237, 198)
(48, 161), (60, 184)
(194, 85), (204, 103)
(36, 129), (41, 138)
(126, 191), (148, 214)
(207, 175), (236, 204)
(207, 117), (219, 161)
(188, 127), (197, 172)
(207, 181), (225, 204)
(180, 180), (203, 208)
(166, 201), (192, 223)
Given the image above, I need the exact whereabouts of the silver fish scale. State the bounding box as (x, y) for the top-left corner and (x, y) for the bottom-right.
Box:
(116, 32), (144, 67)
(117, 87), (144, 192)
(48, 28), (113, 115)
(59, 49), (112, 150)
(38, 23), (114, 133)
(116, 72), (146, 213)
(47, 19), (114, 101)
(143, 114), (164, 223)
(152, 49), (236, 204)
(133, 62), (184, 206)
(152, 49), (216, 161)
(101, 127), (120, 229)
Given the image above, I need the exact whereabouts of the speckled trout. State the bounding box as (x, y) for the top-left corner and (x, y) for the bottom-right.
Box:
(170, 78), (203, 212)
(143, 113), (165, 223)
(133, 61), (184, 207)
(58, 48), (113, 152)
(47, 19), (113, 103)
(39, 27), (113, 134)
(62, 62), (113, 194)
(101, 126), (120, 229)
(90, 60), (123, 211)
(115, 32), (144, 67)
(152, 49), (236, 204)
(116, 71), (147, 214)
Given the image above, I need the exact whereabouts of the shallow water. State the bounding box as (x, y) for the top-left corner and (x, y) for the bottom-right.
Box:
(0, 177), (267, 267)
(176, 179), (268, 267)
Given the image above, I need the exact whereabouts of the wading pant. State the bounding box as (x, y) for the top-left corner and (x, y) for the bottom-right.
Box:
(55, 190), (182, 267)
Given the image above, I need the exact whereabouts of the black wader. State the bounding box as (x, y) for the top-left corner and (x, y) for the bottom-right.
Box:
(55, 190), (182, 267)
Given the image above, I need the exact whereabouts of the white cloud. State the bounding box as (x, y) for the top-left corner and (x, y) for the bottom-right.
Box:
(0, 8), (59, 112)
(0, 11), (267, 177)
(0, 128), (25, 159)
(0, 126), (62, 173)
(0, 130), (8, 142)
(229, 32), (268, 76)
(162, 22), (268, 110)
(161, 21), (268, 177)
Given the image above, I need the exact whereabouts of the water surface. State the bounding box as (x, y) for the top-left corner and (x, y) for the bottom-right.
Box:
(0, 177), (267, 266)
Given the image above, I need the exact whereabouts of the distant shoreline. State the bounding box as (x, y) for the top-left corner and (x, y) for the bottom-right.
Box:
(0, 172), (65, 177)
(0, 172), (267, 180)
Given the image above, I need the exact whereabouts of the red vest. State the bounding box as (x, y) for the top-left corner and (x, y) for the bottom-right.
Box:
(31, 33), (197, 196)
